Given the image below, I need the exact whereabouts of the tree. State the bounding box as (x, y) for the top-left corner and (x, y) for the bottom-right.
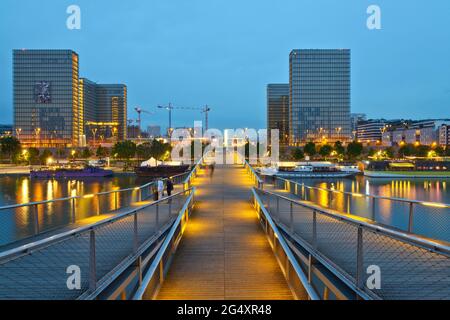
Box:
(291, 148), (304, 160)
(96, 146), (109, 158)
(27, 147), (40, 164)
(346, 141), (363, 159)
(367, 148), (376, 157)
(0, 136), (21, 163)
(56, 148), (66, 159)
(415, 145), (431, 157)
(398, 144), (415, 158)
(334, 141), (345, 155)
(304, 142), (316, 156)
(434, 146), (445, 157)
(81, 147), (92, 159)
(150, 139), (171, 161)
(319, 144), (333, 158)
(39, 149), (53, 165)
(385, 147), (395, 159)
(112, 140), (137, 160)
(136, 142), (152, 160)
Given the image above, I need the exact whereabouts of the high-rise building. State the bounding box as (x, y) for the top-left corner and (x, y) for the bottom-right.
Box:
(439, 124), (450, 147)
(267, 84), (289, 145)
(96, 84), (127, 141)
(147, 125), (161, 138)
(289, 49), (351, 145)
(13, 49), (80, 148)
(79, 79), (127, 144)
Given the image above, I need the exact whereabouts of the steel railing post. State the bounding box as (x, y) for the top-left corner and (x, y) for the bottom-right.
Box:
(33, 204), (39, 235)
(71, 198), (76, 223)
(133, 210), (138, 253)
(408, 202), (414, 233)
(347, 194), (351, 214)
(290, 202), (294, 233)
(312, 210), (317, 249)
(356, 226), (364, 289)
(372, 197), (376, 221)
(89, 229), (97, 291)
(156, 203), (159, 231)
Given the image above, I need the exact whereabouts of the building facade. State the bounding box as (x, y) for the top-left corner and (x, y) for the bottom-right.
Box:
(267, 84), (289, 145)
(356, 119), (386, 144)
(381, 119), (450, 146)
(289, 49), (351, 145)
(350, 113), (367, 139)
(13, 49), (80, 148)
(80, 80), (128, 144)
(439, 124), (450, 147)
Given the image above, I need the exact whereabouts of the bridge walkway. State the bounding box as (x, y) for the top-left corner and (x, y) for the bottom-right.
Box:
(156, 165), (293, 300)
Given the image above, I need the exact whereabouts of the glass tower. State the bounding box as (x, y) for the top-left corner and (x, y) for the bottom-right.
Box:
(267, 84), (289, 145)
(289, 49), (351, 145)
(13, 49), (80, 147)
(79, 80), (127, 143)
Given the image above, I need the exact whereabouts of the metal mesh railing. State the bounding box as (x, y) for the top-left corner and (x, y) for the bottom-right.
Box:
(261, 175), (450, 243)
(255, 188), (450, 300)
(0, 172), (191, 247)
(0, 189), (193, 300)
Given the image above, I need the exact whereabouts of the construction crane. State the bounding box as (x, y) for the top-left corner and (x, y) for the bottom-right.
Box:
(157, 103), (211, 135)
(134, 107), (155, 136)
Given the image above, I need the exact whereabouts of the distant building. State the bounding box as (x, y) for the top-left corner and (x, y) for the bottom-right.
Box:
(80, 79), (127, 144)
(267, 84), (289, 145)
(381, 119), (450, 146)
(289, 49), (351, 145)
(127, 125), (140, 139)
(439, 124), (450, 147)
(147, 125), (161, 138)
(0, 124), (13, 137)
(13, 49), (80, 148)
(350, 113), (367, 138)
(356, 119), (386, 144)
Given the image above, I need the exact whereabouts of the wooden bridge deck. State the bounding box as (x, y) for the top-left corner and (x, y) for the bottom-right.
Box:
(156, 165), (293, 300)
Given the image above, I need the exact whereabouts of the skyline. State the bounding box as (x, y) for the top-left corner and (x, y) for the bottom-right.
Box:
(1, 0), (450, 130)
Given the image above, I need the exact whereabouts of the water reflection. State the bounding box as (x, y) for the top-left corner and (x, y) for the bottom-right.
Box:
(291, 176), (450, 242)
(0, 176), (149, 246)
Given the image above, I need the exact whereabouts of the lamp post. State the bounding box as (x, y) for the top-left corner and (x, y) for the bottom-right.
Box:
(34, 128), (41, 148)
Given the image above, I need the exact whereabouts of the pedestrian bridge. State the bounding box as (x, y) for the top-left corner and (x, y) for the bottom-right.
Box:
(0, 157), (449, 300)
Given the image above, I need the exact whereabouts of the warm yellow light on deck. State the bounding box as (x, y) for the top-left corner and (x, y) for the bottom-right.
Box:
(46, 157), (54, 165)
(83, 194), (94, 199)
(421, 202), (447, 208)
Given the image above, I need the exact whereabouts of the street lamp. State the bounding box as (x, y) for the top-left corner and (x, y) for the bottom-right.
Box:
(15, 128), (22, 140)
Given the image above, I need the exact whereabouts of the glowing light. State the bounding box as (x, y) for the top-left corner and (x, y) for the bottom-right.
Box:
(83, 194), (94, 199)
(421, 202), (448, 208)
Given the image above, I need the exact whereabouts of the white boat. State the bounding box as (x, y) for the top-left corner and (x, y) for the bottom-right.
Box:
(258, 162), (359, 178)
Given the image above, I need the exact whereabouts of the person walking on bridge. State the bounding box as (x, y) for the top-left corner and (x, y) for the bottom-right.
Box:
(166, 178), (174, 197)
(157, 179), (164, 200)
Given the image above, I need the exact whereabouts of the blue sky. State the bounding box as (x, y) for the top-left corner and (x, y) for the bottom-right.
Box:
(1, 0), (449, 130)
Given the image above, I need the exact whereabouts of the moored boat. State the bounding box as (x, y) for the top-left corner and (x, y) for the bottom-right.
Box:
(258, 162), (359, 178)
(30, 166), (113, 179)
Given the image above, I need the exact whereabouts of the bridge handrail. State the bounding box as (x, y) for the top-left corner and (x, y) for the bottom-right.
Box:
(273, 176), (450, 208)
(0, 189), (192, 263)
(133, 187), (196, 300)
(0, 171), (189, 211)
(241, 156), (264, 188)
(251, 188), (319, 300)
(257, 188), (450, 256)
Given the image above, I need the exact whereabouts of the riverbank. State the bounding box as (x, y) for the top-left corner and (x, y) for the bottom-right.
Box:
(0, 165), (136, 177)
(364, 170), (450, 178)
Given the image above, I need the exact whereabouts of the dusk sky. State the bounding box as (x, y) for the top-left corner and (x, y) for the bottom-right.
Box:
(1, 0), (449, 130)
